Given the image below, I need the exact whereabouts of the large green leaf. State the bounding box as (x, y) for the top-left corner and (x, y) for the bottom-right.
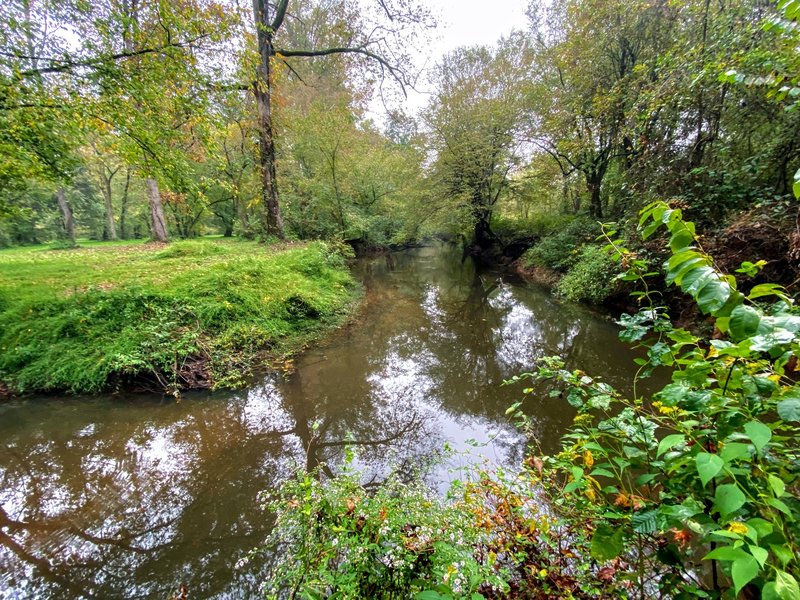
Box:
(776, 570), (800, 600)
(696, 280), (731, 314)
(714, 484), (746, 517)
(743, 420), (772, 453)
(777, 398), (800, 422)
(731, 555), (759, 595)
(657, 433), (685, 457)
(631, 511), (658, 534)
(590, 523), (624, 561)
(704, 546), (749, 562)
(729, 304), (761, 340)
(695, 452), (724, 487)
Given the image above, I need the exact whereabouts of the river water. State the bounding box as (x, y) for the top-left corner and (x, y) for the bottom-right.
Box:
(0, 244), (645, 599)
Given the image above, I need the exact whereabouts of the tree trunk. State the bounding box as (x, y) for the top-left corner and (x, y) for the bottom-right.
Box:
(253, 0), (285, 238)
(146, 178), (169, 242)
(473, 203), (496, 249)
(101, 175), (118, 241)
(119, 169), (131, 238)
(235, 194), (253, 238)
(55, 188), (76, 246)
(587, 174), (603, 219)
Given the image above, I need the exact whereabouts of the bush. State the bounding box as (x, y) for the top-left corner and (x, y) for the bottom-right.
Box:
(490, 212), (574, 242)
(258, 458), (508, 599)
(554, 245), (620, 304)
(153, 239), (230, 259)
(505, 201), (800, 598)
(520, 217), (600, 272)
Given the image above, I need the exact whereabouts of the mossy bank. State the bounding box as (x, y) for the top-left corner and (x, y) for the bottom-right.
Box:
(0, 239), (360, 396)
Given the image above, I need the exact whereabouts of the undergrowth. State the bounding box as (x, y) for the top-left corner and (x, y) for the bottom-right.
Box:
(262, 203), (799, 599)
(0, 239), (358, 394)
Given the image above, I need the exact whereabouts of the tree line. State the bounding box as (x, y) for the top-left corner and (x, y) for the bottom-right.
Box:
(2, 0), (798, 278)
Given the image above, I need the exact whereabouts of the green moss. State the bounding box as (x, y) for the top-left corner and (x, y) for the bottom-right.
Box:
(0, 239), (359, 394)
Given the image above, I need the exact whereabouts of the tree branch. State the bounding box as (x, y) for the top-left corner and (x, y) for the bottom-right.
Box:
(13, 34), (210, 78)
(275, 46), (406, 93)
(270, 0), (290, 31)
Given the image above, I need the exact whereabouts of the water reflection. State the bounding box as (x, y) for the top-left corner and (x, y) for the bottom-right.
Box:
(1, 243), (646, 598)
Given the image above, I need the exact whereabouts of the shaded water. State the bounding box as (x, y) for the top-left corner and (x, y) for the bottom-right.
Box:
(0, 244), (645, 599)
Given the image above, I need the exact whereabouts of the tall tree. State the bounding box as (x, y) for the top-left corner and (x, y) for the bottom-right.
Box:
(425, 36), (532, 248)
(247, 0), (432, 238)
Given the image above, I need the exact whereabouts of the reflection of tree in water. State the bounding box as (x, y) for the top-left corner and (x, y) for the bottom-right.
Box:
(0, 376), (434, 599)
(277, 367), (443, 482)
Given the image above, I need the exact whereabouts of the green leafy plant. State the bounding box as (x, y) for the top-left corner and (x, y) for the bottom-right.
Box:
(554, 244), (621, 304)
(507, 201), (799, 598)
(257, 454), (508, 600)
(520, 218), (600, 273)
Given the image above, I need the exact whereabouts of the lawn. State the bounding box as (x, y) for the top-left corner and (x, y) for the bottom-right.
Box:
(0, 239), (359, 395)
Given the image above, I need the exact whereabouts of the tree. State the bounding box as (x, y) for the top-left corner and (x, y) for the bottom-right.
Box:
(1, 0), (234, 243)
(525, 0), (670, 219)
(425, 36), (532, 249)
(247, 0), (432, 238)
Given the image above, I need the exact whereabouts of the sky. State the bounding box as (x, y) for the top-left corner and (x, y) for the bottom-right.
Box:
(378, 0), (530, 116)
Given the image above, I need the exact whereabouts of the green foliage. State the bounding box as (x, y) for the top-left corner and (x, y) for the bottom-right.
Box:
(0, 240), (357, 394)
(258, 457), (507, 599)
(506, 201), (800, 597)
(153, 239), (231, 259)
(554, 245), (621, 304)
(519, 217), (599, 272)
(490, 211), (574, 243)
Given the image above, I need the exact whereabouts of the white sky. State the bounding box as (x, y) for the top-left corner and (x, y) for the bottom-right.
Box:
(373, 0), (530, 117)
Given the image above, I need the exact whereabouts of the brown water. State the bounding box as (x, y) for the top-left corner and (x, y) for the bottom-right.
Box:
(0, 244), (646, 599)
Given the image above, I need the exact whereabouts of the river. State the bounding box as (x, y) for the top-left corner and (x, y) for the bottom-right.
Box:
(0, 244), (645, 599)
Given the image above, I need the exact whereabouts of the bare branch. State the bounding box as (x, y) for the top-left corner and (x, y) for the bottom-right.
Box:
(275, 46), (407, 94)
(12, 34), (210, 78)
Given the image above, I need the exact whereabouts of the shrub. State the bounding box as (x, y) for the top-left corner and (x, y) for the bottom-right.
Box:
(257, 457), (508, 599)
(554, 245), (621, 304)
(506, 201), (800, 598)
(490, 212), (574, 242)
(153, 239), (230, 259)
(520, 217), (600, 272)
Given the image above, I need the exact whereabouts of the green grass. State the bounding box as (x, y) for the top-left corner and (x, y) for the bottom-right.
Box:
(0, 239), (359, 394)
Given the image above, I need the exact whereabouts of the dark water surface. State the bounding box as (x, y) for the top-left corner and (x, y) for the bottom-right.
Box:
(0, 244), (645, 599)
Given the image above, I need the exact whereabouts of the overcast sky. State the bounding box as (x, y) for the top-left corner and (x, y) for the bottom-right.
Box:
(374, 0), (530, 117)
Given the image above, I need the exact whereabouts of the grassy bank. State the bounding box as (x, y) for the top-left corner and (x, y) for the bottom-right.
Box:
(0, 238), (359, 395)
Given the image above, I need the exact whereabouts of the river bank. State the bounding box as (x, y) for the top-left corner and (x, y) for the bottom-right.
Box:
(0, 239), (360, 397)
(0, 243), (650, 598)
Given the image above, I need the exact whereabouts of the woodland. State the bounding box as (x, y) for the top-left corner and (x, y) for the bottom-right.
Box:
(1, 0), (800, 599)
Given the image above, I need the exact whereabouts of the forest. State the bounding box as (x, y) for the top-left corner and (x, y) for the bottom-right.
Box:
(1, 0), (799, 599)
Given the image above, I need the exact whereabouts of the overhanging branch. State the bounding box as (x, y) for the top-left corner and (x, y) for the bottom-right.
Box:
(12, 34), (210, 78)
(275, 46), (407, 93)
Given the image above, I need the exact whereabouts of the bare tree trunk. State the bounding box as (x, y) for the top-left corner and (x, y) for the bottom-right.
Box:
(253, 0), (285, 238)
(145, 178), (169, 242)
(101, 175), (118, 240)
(119, 169), (131, 238)
(55, 187), (76, 246)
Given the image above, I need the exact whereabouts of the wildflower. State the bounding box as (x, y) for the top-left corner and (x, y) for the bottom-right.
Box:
(657, 404), (679, 415)
(583, 450), (594, 469)
(727, 521), (748, 536)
